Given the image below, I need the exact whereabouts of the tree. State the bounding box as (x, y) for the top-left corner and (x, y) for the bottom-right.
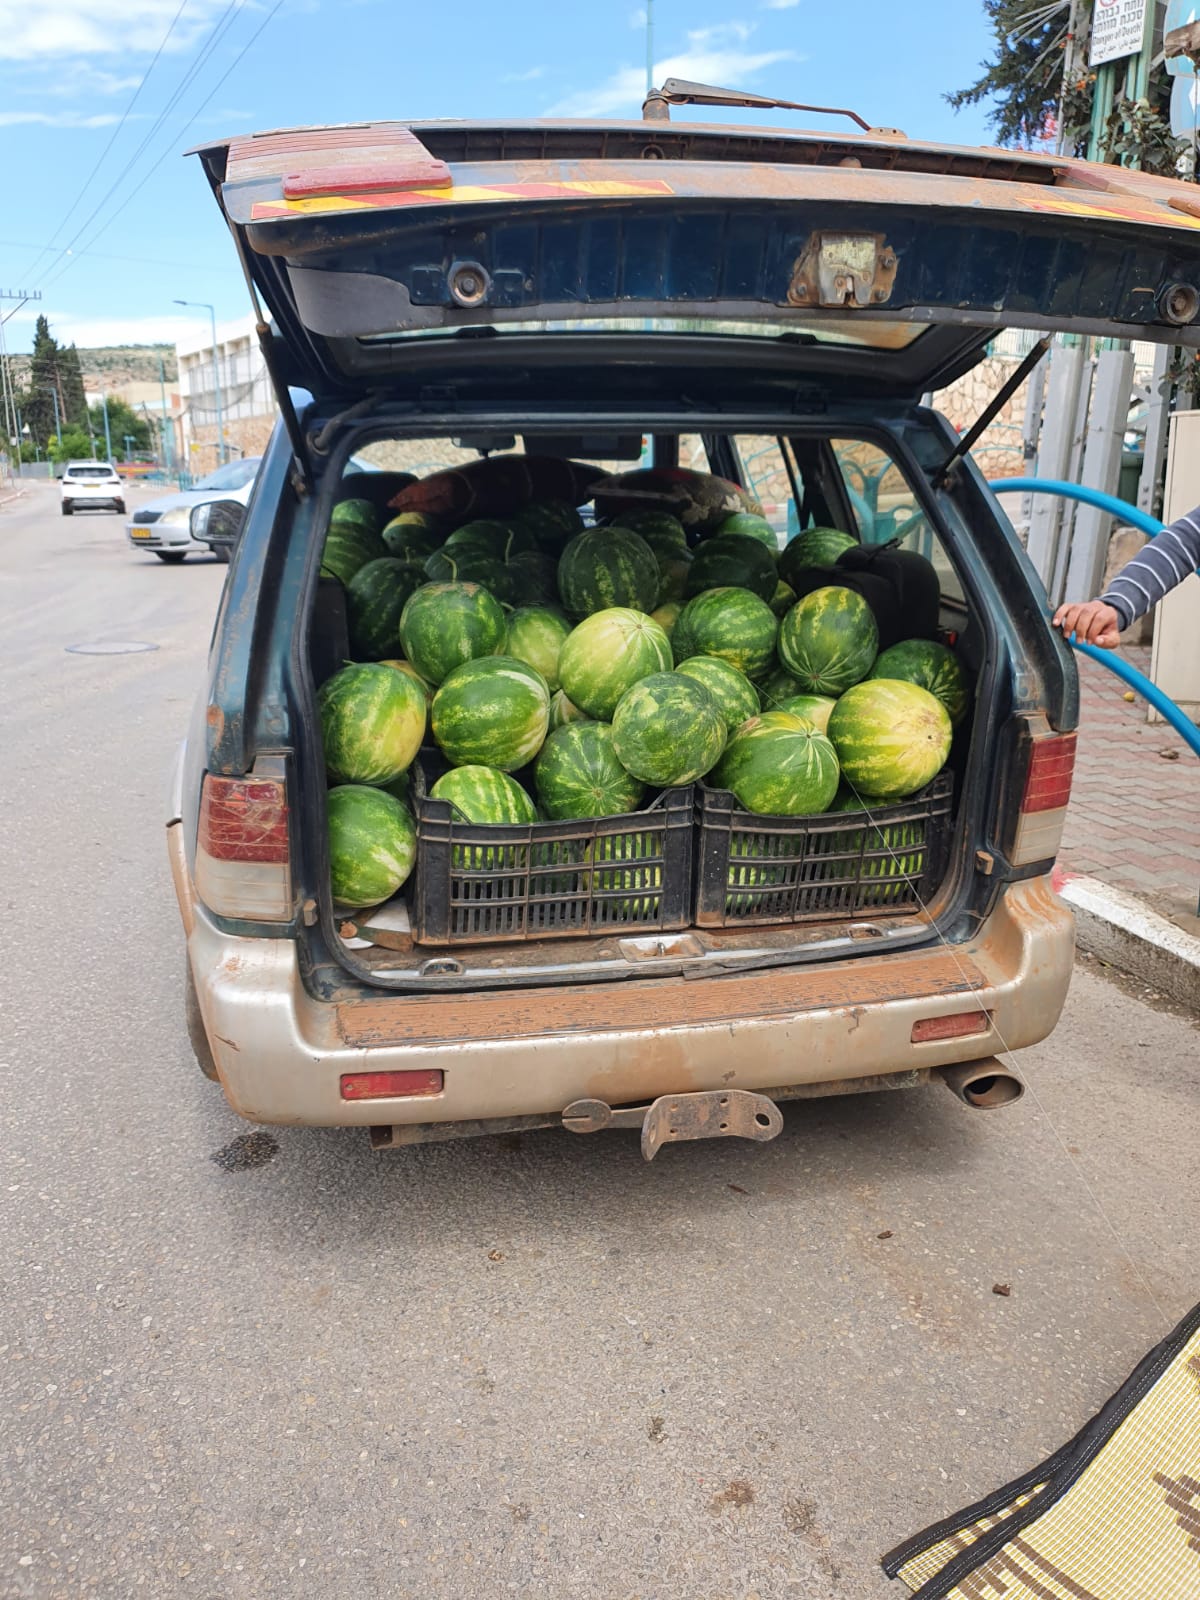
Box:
(947, 0), (1073, 148)
(49, 427), (95, 464)
(89, 395), (151, 456)
(948, 1), (1186, 174)
(60, 344), (89, 429)
(22, 314), (61, 448)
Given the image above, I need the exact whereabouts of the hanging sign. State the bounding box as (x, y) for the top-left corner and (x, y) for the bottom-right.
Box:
(1090, 0), (1149, 66)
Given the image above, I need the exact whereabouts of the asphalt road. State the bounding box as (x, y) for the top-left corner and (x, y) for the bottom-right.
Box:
(1, 479), (1197, 1599)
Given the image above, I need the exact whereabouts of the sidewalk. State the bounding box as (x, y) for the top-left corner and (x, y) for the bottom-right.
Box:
(1060, 645), (1198, 927)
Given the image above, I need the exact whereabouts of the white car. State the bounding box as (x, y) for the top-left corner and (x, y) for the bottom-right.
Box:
(125, 457), (261, 564)
(61, 460), (124, 516)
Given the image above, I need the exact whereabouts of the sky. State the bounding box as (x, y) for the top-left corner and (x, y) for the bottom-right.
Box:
(0, 0), (1000, 357)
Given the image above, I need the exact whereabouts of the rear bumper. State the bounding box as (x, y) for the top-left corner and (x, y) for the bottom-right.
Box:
(170, 822), (1075, 1129)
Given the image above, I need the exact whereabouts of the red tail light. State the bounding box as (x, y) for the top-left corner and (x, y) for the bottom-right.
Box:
(195, 772), (292, 921)
(340, 1070), (444, 1101)
(1005, 727), (1076, 868)
(199, 777), (289, 862)
(1020, 734), (1076, 814)
(911, 1010), (991, 1043)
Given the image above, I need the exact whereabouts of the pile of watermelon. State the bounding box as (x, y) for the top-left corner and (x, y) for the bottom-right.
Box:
(314, 467), (968, 915)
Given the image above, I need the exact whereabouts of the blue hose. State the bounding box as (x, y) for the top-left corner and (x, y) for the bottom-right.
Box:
(986, 477), (1200, 759)
(988, 477), (1166, 537)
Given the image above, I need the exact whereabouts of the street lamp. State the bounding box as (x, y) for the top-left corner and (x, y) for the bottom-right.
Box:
(174, 299), (227, 465)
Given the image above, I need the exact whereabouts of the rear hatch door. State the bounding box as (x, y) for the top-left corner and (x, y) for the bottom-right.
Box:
(194, 117), (1200, 407)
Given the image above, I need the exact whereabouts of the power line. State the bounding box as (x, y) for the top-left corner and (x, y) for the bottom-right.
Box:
(42, 0), (286, 291)
(19, 0), (192, 282)
(0, 237), (228, 274)
(35, 0), (246, 293)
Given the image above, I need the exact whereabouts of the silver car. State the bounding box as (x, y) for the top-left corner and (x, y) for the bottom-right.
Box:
(126, 457), (261, 564)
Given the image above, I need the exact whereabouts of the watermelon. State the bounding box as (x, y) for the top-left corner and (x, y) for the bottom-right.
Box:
(506, 549), (561, 606)
(610, 672), (727, 786)
(608, 509), (688, 549)
(779, 526), (858, 587)
(535, 722), (645, 820)
(827, 679), (952, 800)
(422, 547), (519, 604)
(654, 550), (693, 605)
(725, 833), (790, 916)
(869, 639), (969, 726)
(773, 693), (837, 733)
(443, 518), (535, 560)
(558, 608), (673, 719)
(711, 716), (840, 816)
(756, 664), (808, 707)
(672, 587), (779, 680)
(769, 579), (797, 618)
(686, 534), (777, 602)
(504, 606), (572, 692)
(320, 520), (387, 586)
(710, 512), (780, 554)
(319, 662), (427, 785)
(650, 600), (682, 637)
(827, 789), (926, 905)
(398, 581), (507, 685)
(346, 558), (428, 660)
(747, 709), (817, 732)
(428, 764), (538, 871)
(675, 656), (760, 733)
(380, 512), (442, 560)
(431, 655), (550, 772)
(778, 586), (879, 695)
(511, 499), (585, 552)
(327, 785), (417, 910)
(378, 659), (433, 736)
(331, 497), (380, 536)
(586, 831), (662, 920)
(557, 526), (660, 617)
(428, 764), (537, 825)
(548, 688), (592, 731)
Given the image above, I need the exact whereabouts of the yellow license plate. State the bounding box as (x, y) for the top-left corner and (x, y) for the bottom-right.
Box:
(130, 528), (151, 539)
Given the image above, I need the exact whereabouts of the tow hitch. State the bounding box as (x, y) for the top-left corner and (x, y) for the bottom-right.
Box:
(562, 1089), (784, 1162)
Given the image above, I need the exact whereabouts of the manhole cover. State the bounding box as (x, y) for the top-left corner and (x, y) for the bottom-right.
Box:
(66, 641), (160, 655)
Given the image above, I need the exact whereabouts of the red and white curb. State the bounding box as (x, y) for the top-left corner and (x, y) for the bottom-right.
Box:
(1053, 866), (1200, 1009)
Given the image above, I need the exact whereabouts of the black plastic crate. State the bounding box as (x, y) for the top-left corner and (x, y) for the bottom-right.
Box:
(693, 773), (955, 928)
(409, 761), (694, 946)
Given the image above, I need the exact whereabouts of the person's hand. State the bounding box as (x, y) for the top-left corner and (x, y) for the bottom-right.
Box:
(1052, 599), (1123, 649)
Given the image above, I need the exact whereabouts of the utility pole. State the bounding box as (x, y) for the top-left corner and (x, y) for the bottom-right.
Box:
(100, 391), (113, 463)
(173, 300), (227, 465)
(158, 354), (173, 473)
(41, 384), (63, 448)
(0, 288), (41, 465)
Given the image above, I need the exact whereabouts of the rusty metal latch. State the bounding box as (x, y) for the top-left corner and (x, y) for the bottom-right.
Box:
(787, 233), (898, 309)
(562, 1090), (784, 1161)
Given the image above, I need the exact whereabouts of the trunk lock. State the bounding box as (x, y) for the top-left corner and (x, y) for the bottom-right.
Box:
(787, 232), (898, 309)
(563, 1089), (784, 1161)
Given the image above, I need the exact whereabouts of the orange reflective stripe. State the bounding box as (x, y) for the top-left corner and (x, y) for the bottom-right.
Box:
(249, 175), (675, 221)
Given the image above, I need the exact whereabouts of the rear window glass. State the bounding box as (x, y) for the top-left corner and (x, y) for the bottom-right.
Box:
(65, 465), (115, 479)
(195, 459), (260, 491)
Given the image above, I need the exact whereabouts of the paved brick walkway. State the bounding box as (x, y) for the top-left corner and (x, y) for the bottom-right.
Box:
(1060, 646), (1198, 922)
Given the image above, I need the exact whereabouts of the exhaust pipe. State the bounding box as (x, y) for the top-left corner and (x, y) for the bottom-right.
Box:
(938, 1059), (1025, 1110)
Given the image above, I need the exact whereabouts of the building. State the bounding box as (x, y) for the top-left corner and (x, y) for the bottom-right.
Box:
(176, 313), (276, 470)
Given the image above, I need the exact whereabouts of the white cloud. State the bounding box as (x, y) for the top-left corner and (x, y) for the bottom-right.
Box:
(763, 0), (801, 9)
(686, 22), (756, 47)
(0, 1), (232, 61)
(547, 44), (798, 118)
(502, 66), (546, 83)
(629, 7), (647, 26)
(6, 307), (215, 348)
(0, 111), (128, 127)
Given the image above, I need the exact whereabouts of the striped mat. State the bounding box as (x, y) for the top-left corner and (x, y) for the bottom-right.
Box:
(882, 1301), (1200, 1600)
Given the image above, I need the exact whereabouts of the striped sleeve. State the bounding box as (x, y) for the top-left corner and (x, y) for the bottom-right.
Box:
(1098, 508), (1200, 629)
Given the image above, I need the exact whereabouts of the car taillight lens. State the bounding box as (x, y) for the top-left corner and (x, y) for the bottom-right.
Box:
(340, 1070), (444, 1100)
(195, 773), (292, 921)
(1009, 731), (1076, 868)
